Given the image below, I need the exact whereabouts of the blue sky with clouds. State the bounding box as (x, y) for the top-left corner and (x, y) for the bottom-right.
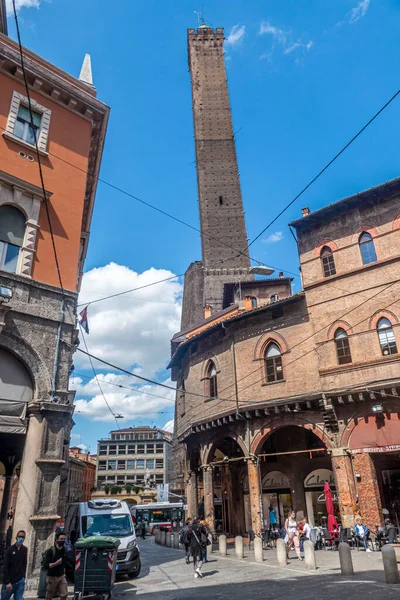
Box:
(7, 0), (400, 452)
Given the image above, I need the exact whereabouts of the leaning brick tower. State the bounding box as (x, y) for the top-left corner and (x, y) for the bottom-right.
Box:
(181, 25), (251, 328)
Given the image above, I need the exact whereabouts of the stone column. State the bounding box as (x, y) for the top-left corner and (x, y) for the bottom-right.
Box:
(289, 473), (306, 522)
(247, 457), (262, 537)
(202, 466), (215, 533)
(14, 403), (73, 585)
(186, 470), (198, 519)
(331, 447), (358, 528)
(352, 453), (382, 529)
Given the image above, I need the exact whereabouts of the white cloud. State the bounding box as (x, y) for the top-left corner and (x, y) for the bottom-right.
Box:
(263, 231), (283, 244)
(5, 0), (40, 14)
(77, 444), (89, 452)
(259, 20), (313, 62)
(70, 433), (81, 441)
(349, 0), (371, 24)
(76, 263), (182, 376)
(163, 420), (174, 433)
(71, 374), (176, 423)
(225, 24), (246, 47)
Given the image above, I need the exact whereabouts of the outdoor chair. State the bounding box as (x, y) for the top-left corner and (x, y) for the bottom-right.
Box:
(387, 527), (398, 544)
(322, 527), (338, 551)
(339, 527), (353, 547)
(354, 530), (373, 551)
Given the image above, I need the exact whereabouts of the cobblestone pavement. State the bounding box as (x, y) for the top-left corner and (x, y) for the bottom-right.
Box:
(109, 537), (400, 599)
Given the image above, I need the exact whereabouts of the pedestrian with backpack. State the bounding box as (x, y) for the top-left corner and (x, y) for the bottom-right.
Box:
(42, 531), (68, 600)
(180, 519), (192, 564)
(190, 519), (207, 579)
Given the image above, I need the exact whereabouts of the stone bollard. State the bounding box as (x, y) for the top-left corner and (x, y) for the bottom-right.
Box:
(166, 532), (172, 548)
(254, 537), (263, 563)
(174, 533), (180, 549)
(219, 534), (227, 556)
(382, 544), (400, 584)
(208, 534), (214, 553)
(160, 530), (166, 546)
(338, 542), (354, 576)
(155, 529), (160, 544)
(276, 538), (288, 566)
(304, 540), (317, 571)
(235, 536), (244, 559)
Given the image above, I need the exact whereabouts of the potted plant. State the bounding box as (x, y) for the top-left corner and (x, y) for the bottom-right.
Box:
(125, 485), (133, 495)
(104, 485), (110, 495)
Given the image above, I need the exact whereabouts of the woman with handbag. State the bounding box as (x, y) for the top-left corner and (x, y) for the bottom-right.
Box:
(284, 510), (303, 561)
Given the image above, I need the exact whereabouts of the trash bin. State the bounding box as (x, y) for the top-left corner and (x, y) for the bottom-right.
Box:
(74, 536), (120, 600)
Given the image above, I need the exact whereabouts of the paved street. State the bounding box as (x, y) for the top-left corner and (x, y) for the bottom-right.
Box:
(110, 537), (400, 599)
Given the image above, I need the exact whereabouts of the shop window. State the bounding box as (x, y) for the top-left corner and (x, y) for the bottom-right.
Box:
(377, 318), (398, 356)
(359, 232), (377, 265)
(265, 342), (283, 383)
(334, 328), (352, 364)
(206, 360), (218, 398)
(0, 206), (26, 273)
(320, 246), (336, 277)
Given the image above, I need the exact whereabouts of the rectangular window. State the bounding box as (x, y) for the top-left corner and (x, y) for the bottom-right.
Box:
(98, 461), (106, 471)
(137, 444), (145, 454)
(99, 446), (107, 456)
(156, 444), (164, 453)
(155, 459), (164, 469)
(97, 476), (106, 482)
(108, 445), (117, 454)
(336, 339), (352, 365)
(117, 460), (126, 470)
(118, 445), (126, 455)
(146, 459), (154, 470)
(127, 445), (135, 453)
(127, 460), (135, 470)
(117, 477), (125, 485)
(137, 459), (145, 470)
(321, 253), (336, 277)
(108, 460), (116, 471)
(155, 475), (164, 484)
(0, 241), (20, 273)
(146, 444), (154, 454)
(14, 105), (41, 145)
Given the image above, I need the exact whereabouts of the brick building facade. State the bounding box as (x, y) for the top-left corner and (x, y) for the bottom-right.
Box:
(169, 25), (400, 536)
(0, 2), (108, 583)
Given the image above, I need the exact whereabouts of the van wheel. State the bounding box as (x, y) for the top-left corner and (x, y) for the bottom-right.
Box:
(128, 560), (141, 579)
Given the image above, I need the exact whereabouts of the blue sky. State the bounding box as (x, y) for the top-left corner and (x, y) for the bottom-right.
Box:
(7, 0), (400, 452)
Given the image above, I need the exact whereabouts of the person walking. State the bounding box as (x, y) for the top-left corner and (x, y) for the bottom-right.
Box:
(180, 519), (192, 564)
(190, 518), (207, 579)
(140, 520), (146, 540)
(1, 530), (27, 600)
(200, 518), (211, 563)
(269, 506), (277, 531)
(285, 510), (303, 561)
(42, 531), (68, 600)
(299, 518), (311, 552)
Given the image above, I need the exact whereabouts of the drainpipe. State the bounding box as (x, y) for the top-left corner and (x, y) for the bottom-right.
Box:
(52, 298), (65, 401)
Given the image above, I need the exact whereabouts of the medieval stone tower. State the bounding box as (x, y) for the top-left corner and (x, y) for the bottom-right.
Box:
(181, 25), (251, 329)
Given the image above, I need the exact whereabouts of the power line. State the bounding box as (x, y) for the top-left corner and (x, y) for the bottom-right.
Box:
(73, 371), (176, 403)
(77, 273), (184, 308)
(246, 87), (400, 249)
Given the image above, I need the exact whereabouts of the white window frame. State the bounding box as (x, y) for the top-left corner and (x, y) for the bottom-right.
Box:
(3, 91), (51, 155)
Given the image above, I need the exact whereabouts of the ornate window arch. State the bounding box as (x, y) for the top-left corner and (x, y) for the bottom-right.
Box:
(334, 328), (352, 364)
(359, 231), (377, 265)
(377, 318), (398, 356)
(264, 342), (283, 383)
(320, 246), (336, 278)
(205, 360), (218, 399)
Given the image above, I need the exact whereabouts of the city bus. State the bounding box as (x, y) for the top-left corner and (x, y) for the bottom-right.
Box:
(130, 502), (184, 534)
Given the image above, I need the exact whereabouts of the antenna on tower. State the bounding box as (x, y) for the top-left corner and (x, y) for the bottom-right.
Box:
(201, 4), (205, 25)
(194, 10), (201, 27)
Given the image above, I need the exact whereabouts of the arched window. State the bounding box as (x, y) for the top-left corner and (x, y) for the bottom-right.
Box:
(359, 232), (377, 265)
(320, 246), (336, 277)
(0, 206), (26, 273)
(207, 361), (218, 398)
(250, 297), (257, 309)
(334, 328), (352, 364)
(377, 318), (398, 356)
(265, 343), (283, 383)
(270, 294), (279, 302)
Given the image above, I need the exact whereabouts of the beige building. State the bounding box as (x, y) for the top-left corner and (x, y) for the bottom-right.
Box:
(96, 426), (172, 490)
(169, 24), (400, 536)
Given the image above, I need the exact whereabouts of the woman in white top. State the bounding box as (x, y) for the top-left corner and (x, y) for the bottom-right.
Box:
(284, 510), (303, 560)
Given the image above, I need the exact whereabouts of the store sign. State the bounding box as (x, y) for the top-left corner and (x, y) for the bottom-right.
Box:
(352, 445), (400, 454)
(263, 471), (290, 489)
(304, 469), (334, 489)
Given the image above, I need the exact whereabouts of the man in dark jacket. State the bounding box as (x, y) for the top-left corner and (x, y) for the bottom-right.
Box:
(190, 519), (207, 579)
(1, 530), (27, 600)
(180, 519), (192, 564)
(43, 531), (68, 600)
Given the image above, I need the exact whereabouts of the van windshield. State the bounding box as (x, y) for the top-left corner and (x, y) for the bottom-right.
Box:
(82, 514), (133, 538)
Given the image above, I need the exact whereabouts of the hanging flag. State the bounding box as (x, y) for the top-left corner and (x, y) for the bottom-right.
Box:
(79, 306), (89, 334)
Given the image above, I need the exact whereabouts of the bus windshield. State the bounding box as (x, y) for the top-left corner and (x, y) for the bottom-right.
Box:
(82, 514), (133, 537)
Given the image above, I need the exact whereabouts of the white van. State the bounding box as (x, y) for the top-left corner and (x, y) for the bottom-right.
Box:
(64, 499), (141, 578)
